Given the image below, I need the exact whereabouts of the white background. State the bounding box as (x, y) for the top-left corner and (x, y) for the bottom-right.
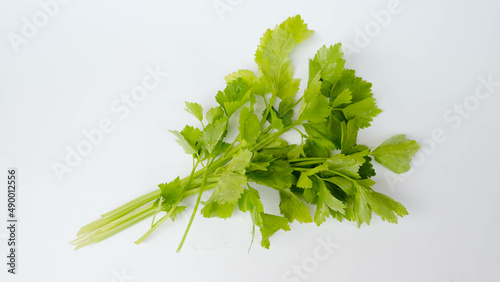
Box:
(1, 0), (500, 281)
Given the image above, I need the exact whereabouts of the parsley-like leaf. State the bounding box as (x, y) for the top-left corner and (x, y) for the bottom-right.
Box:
(184, 102), (203, 122)
(159, 177), (183, 206)
(246, 160), (294, 190)
(259, 213), (291, 249)
(239, 107), (261, 147)
(202, 117), (227, 153)
(206, 106), (225, 124)
(279, 190), (313, 223)
(255, 15), (311, 99)
(325, 153), (366, 179)
(313, 177), (346, 226)
(311, 43), (345, 86)
(225, 69), (268, 96)
(216, 78), (251, 117)
(332, 89), (352, 108)
(169, 125), (201, 155)
(371, 134), (421, 173)
(298, 72), (330, 123)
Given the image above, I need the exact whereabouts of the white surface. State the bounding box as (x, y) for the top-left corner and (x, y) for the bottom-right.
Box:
(1, 0), (500, 281)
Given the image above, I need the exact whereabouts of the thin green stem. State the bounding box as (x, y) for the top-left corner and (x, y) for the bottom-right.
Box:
(77, 193), (159, 237)
(135, 200), (184, 245)
(71, 202), (156, 247)
(100, 190), (160, 218)
(291, 160), (326, 167)
(251, 122), (299, 151)
(288, 157), (326, 163)
(284, 96), (303, 117)
(293, 127), (307, 138)
(292, 167), (309, 172)
(176, 158), (213, 252)
(223, 134), (241, 158)
(151, 158), (199, 227)
(76, 209), (156, 250)
(260, 95), (276, 127)
(141, 157), (202, 242)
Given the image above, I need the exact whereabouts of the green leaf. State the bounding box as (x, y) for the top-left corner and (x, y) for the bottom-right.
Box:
(302, 185), (318, 204)
(246, 160), (294, 190)
(208, 170), (246, 205)
(184, 102), (203, 122)
(277, 97), (294, 127)
(308, 58), (321, 86)
(311, 43), (345, 85)
(255, 15), (311, 99)
(366, 190), (408, 224)
(279, 190), (313, 223)
(341, 97), (382, 129)
(352, 179), (408, 226)
(371, 134), (421, 174)
(358, 156), (376, 179)
(246, 152), (273, 172)
(203, 149), (251, 216)
(202, 165), (248, 219)
(167, 206), (187, 222)
(278, 14), (314, 44)
(323, 177), (355, 195)
(238, 186), (265, 251)
(330, 69), (373, 103)
(297, 163), (328, 189)
(303, 122), (336, 150)
(313, 177), (346, 226)
(169, 125), (201, 155)
(215, 78), (251, 117)
(210, 141), (231, 158)
(202, 117), (228, 153)
(259, 213), (291, 249)
(206, 106), (225, 124)
(328, 113), (343, 149)
(325, 153), (366, 179)
(229, 149), (253, 171)
(323, 68), (382, 129)
(225, 69), (268, 96)
(297, 173), (313, 189)
(298, 72), (330, 123)
(340, 119), (358, 154)
(238, 187), (264, 226)
(303, 138), (331, 158)
(239, 107), (261, 147)
(352, 182), (373, 227)
(159, 177), (183, 206)
(226, 69), (256, 84)
(201, 202), (235, 219)
(287, 142), (304, 159)
(332, 89), (352, 108)
(270, 110), (284, 131)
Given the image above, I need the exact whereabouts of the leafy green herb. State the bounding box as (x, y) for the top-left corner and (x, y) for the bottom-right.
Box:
(71, 15), (420, 252)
